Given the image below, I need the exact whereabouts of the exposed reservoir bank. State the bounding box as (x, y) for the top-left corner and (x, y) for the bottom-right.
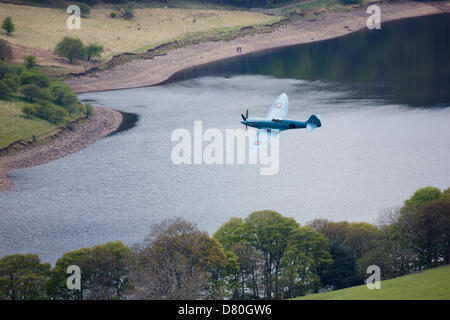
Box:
(67, 1), (443, 93)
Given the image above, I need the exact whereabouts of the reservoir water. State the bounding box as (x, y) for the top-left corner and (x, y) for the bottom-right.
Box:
(1, 14), (449, 264)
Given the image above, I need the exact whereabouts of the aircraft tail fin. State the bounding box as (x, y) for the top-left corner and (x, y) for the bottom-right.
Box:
(307, 115), (321, 127)
(306, 115), (321, 132)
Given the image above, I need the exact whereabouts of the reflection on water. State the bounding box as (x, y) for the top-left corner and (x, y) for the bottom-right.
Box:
(1, 14), (449, 264)
(165, 14), (450, 107)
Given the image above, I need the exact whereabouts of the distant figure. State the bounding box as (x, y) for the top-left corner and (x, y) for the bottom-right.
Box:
(236, 46), (242, 54)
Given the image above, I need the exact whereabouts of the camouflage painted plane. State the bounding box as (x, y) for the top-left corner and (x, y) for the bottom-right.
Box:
(240, 93), (322, 150)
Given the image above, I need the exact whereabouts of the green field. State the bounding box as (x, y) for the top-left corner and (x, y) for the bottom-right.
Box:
(294, 266), (450, 300)
(0, 99), (60, 149)
(0, 3), (279, 57)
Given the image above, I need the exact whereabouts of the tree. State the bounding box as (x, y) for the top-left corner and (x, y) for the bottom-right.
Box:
(47, 247), (90, 300)
(20, 70), (50, 88)
(21, 83), (42, 101)
(0, 39), (13, 62)
(30, 101), (68, 124)
(48, 242), (133, 300)
(3, 74), (19, 92)
(392, 187), (448, 271)
(400, 187), (442, 215)
(243, 210), (299, 299)
(0, 62), (13, 79)
(77, 241), (133, 299)
(0, 254), (51, 300)
(2, 17), (15, 35)
(419, 198), (450, 266)
(280, 226), (332, 298)
(131, 218), (228, 300)
(0, 80), (12, 98)
(214, 218), (264, 299)
(47, 81), (78, 106)
(85, 43), (104, 62)
(54, 37), (85, 64)
(308, 219), (379, 260)
(24, 55), (37, 69)
(320, 241), (356, 290)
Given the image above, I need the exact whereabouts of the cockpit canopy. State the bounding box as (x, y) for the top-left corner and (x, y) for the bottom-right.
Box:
(271, 118), (282, 122)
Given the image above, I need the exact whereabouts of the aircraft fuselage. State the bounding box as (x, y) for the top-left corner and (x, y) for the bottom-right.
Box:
(241, 118), (319, 131)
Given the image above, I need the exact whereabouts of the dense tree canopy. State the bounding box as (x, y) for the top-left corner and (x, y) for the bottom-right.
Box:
(0, 186), (448, 300)
(48, 241), (132, 300)
(131, 218), (228, 299)
(54, 37), (85, 64)
(0, 254), (51, 300)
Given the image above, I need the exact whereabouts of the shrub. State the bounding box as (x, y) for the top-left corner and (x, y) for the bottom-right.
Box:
(33, 101), (68, 124)
(47, 82), (78, 106)
(54, 37), (85, 64)
(120, 7), (134, 20)
(21, 83), (43, 101)
(110, 12), (117, 19)
(20, 71), (50, 88)
(84, 102), (94, 117)
(66, 103), (81, 116)
(22, 104), (36, 118)
(0, 62), (13, 79)
(3, 74), (19, 92)
(78, 3), (91, 17)
(1, 17), (15, 35)
(0, 80), (13, 98)
(0, 39), (13, 62)
(85, 43), (104, 61)
(24, 55), (37, 69)
(48, 107), (68, 124)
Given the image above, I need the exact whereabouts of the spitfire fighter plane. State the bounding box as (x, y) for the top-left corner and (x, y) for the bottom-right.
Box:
(240, 93), (321, 150)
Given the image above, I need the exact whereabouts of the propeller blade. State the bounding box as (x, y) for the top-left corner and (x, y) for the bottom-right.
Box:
(246, 109), (248, 119)
(241, 114), (246, 121)
(246, 124), (248, 131)
(306, 123), (317, 132)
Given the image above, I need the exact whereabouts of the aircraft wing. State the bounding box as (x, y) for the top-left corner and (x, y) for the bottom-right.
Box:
(266, 93), (289, 120)
(250, 128), (279, 153)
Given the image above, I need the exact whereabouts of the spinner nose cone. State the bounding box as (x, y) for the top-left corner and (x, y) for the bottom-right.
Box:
(241, 120), (246, 125)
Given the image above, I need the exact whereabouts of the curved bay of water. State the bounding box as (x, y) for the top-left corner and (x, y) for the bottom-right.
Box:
(1, 14), (449, 264)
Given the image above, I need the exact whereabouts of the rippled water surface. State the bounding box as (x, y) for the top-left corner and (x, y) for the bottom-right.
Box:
(1, 15), (449, 263)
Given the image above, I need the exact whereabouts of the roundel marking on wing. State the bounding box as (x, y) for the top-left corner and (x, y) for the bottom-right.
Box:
(276, 103), (282, 108)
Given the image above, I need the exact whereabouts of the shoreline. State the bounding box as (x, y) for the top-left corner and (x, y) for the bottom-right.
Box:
(67, 1), (446, 93)
(0, 1), (446, 192)
(0, 106), (122, 192)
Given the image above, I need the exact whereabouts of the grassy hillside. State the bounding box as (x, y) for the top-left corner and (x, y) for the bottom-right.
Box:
(0, 3), (279, 57)
(294, 266), (450, 300)
(0, 99), (57, 149)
